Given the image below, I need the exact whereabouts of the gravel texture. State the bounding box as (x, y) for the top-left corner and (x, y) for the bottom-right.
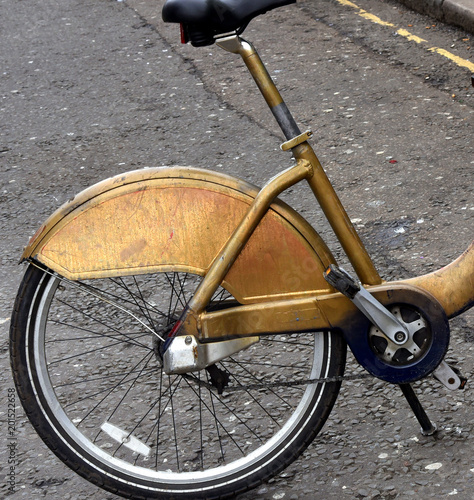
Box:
(1, 0), (472, 499)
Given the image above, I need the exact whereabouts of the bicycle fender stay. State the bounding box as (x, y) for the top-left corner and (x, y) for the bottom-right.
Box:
(22, 166), (335, 304)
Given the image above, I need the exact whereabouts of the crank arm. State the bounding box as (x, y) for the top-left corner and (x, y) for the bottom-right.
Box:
(324, 265), (409, 345)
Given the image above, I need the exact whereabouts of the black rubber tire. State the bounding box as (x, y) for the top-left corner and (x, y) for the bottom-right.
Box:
(10, 264), (346, 499)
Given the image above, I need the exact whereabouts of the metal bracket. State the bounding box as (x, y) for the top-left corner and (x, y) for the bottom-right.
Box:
(280, 130), (313, 151)
(216, 34), (244, 54)
(163, 335), (259, 375)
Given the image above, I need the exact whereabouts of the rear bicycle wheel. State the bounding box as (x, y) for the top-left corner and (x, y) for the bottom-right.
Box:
(10, 263), (346, 499)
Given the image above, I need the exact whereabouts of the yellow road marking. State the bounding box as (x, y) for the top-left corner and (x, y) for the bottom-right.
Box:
(335, 0), (474, 72)
(358, 11), (395, 28)
(429, 47), (474, 72)
(396, 29), (426, 44)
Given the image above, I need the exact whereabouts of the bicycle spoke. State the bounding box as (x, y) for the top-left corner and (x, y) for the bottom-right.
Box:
(168, 374), (180, 470)
(225, 357), (294, 415)
(48, 318), (150, 348)
(205, 371), (227, 464)
(64, 350), (155, 412)
(34, 270), (328, 476)
(53, 366), (154, 389)
(54, 296), (152, 350)
(165, 272), (191, 323)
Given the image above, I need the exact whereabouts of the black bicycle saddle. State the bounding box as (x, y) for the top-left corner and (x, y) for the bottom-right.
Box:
(162, 0), (296, 46)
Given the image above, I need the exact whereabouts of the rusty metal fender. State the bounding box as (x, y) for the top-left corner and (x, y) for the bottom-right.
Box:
(22, 166), (336, 304)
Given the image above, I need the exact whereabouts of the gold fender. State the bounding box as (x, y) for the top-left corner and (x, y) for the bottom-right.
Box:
(23, 167), (336, 304)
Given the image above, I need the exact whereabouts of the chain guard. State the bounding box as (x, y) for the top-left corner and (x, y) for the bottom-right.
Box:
(343, 286), (450, 384)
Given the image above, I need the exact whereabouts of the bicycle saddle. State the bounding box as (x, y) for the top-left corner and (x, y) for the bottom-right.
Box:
(162, 0), (296, 46)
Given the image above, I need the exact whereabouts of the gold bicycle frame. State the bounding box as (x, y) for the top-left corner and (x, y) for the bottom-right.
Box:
(22, 35), (473, 343)
(185, 35), (382, 319)
(179, 34), (473, 338)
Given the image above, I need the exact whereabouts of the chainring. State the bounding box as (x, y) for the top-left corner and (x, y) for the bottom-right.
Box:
(344, 286), (450, 384)
(369, 304), (431, 366)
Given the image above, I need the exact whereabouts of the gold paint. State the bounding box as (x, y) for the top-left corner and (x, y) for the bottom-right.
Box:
(217, 37), (283, 109)
(281, 130), (313, 151)
(200, 295), (330, 339)
(23, 32), (473, 347)
(186, 161), (314, 314)
(217, 36), (381, 286)
(405, 241), (474, 318)
(120, 238), (148, 262)
(24, 166), (334, 304)
(293, 143), (382, 286)
(198, 280), (463, 341)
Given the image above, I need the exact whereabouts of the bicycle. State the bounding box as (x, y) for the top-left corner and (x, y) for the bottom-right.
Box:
(9, 0), (473, 498)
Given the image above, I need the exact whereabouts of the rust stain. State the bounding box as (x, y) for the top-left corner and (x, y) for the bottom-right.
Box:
(120, 238), (148, 261)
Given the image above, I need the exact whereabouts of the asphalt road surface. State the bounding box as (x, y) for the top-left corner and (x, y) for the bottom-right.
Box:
(1, 0), (472, 499)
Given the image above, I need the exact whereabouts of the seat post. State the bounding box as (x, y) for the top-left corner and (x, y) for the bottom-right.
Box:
(216, 35), (301, 141)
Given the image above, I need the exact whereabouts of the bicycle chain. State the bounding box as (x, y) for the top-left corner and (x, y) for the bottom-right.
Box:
(30, 260), (375, 392)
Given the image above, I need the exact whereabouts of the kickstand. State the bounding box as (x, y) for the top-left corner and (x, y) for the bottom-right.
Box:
(399, 383), (437, 436)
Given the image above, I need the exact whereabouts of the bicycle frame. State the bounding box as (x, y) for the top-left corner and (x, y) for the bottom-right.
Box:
(22, 35), (474, 364)
(21, 35), (473, 355)
(12, 6), (474, 497)
(176, 35), (473, 335)
(215, 36), (383, 287)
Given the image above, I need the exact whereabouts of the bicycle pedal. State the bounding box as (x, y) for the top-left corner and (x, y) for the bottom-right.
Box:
(324, 265), (360, 299)
(433, 361), (467, 390)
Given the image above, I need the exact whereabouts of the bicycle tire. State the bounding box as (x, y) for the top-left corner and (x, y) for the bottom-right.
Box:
(10, 263), (346, 499)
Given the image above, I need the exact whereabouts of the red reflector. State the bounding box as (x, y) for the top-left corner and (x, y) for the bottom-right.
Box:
(168, 319), (183, 338)
(180, 24), (188, 44)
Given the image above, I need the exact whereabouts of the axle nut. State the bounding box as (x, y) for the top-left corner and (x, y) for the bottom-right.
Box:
(395, 331), (406, 342)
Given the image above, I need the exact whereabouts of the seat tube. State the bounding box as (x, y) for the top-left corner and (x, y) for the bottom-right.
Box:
(217, 35), (382, 286)
(295, 142), (382, 285)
